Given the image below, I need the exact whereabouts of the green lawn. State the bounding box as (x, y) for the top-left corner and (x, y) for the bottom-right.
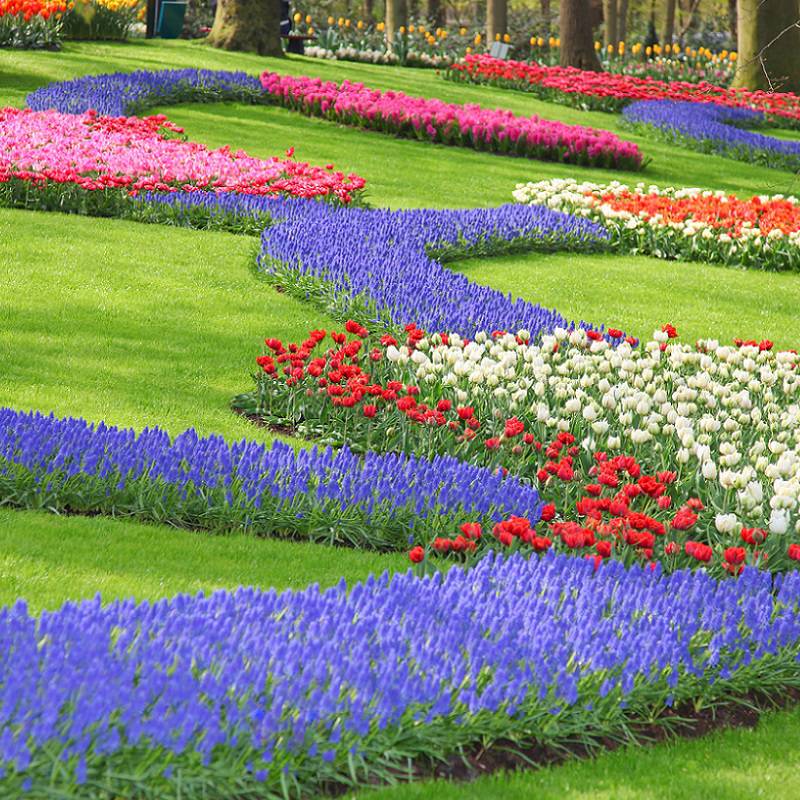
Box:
(2, 38), (800, 799)
(362, 704), (800, 800)
(0, 509), (405, 613)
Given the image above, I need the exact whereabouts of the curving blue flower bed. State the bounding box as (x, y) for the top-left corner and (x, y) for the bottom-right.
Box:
(26, 69), (265, 116)
(0, 408), (542, 549)
(2, 552), (799, 796)
(623, 99), (800, 171)
(140, 191), (611, 340)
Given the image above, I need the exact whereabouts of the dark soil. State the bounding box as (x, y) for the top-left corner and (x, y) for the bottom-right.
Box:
(323, 687), (799, 794)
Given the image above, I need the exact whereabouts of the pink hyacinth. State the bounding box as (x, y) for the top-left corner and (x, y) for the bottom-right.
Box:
(0, 107), (366, 203)
(259, 71), (643, 170)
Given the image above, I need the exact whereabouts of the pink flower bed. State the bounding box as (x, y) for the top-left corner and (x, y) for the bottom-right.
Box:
(259, 71), (644, 171)
(0, 107), (366, 202)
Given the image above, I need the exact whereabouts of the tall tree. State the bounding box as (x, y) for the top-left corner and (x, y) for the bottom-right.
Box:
(617, 0), (630, 42)
(208, 0), (283, 54)
(364, 0), (374, 20)
(603, 0), (618, 46)
(728, 0), (737, 41)
(540, 0), (552, 34)
(486, 0), (508, 43)
(560, 0), (603, 68)
(385, 0), (408, 49)
(662, 0), (676, 44)
(732, 0), (800, 92)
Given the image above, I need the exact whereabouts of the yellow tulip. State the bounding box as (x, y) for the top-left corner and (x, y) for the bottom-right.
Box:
(293, 12), (301, 22)
(357, 19), (363, 29)
(548, 36), (555, 47)
(618, 41), (625, 54)
(503, 33), (510, 43)
(376, 21), (384, 31)
(308, 26), (314, 34)
(730, 51), (737, 61)
(399, 25), (405, 33)
(305, 14), (311, 24)
(645, 45), (652, 56)
(459, 27), (466, 36)
(408, 23), (414, 32)
(344, 18), (351, 26)
(537, 36), (543, 46)
(530, 36), (536, 46)
(327, 15), (334, 24)
(474, 33), (481, 44)
(594, 40), (601, 50)
(607, 44), (613, 54)
(466, 46), (472, 53)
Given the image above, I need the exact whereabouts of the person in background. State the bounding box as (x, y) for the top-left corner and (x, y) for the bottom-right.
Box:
(280, 0), (291, 36)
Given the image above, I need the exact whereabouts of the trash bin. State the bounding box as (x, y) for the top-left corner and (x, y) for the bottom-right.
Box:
(157, 0), (187, 38)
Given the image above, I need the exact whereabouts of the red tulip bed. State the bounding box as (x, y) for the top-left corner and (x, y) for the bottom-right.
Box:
(446, 54), (800, 125)
(235, 319), (800, 577)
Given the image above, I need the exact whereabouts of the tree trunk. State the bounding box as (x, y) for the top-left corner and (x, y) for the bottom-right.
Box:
(728, 0), (737, 41)
(427, 0), (444, 26)
(678, 0), (702, 37)
(385, 0), (407, 48)
(603, 0), (617, 46)
(617, 0), (629, 42)
(364, 0), (374, 21)
(486, 0), (508, 43)
(560, 0), (603, 68)
(732, 0), (800, 92)
(540, 0), (552, 34)
(662, 0), (676, 44)
(208, 0), (283, 55)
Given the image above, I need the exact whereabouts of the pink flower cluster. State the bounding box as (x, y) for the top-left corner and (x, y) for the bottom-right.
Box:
(259, 71), (643, 170)
(450, 55), (800, 124)
(0, 107), (366, 202)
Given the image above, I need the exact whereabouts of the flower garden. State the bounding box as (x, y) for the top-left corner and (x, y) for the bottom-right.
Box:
(3, 37), (800, 799)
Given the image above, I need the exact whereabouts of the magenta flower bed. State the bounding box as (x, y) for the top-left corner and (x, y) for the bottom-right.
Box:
(0, 106), (366, 201)
(259, 71), (644, 171)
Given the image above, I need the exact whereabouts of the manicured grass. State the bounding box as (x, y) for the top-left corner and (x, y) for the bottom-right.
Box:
(0, 207), (326, 442)
(0, 509), (406, 613)
(360, 704), (800, 799)
(457, 251), (800, 348)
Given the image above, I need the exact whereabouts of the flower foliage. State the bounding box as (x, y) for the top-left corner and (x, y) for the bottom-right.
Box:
(513, 179), (800, 270)
(622, 100), (800, 171)
(241, 321), (800, 573)
(142, 190), (610, 339)
(2, 553), (800, 796)
(446, 54), (800, 125)
(26, 68), (265, 116)
(0, 107), (365, 203)
(0, 0), (65, 48)
(0, 408), (542, 550)
(259, 71), (644, 170)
